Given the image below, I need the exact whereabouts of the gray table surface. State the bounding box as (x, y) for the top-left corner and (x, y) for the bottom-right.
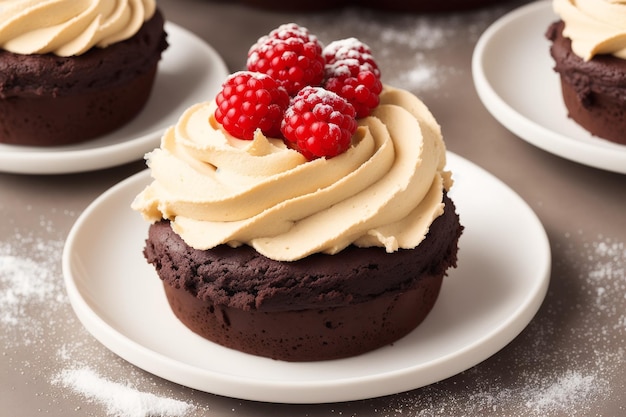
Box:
(2, 0), (625, 416)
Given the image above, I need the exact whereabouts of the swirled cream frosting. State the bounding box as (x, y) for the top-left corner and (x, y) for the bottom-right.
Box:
(132, 86), (452, 262)
(0, 0), (156, 56)
(553, 0), (626, 61)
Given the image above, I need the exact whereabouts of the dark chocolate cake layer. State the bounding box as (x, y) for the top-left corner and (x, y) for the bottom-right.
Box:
(145, 193), (462, 312)
(144, 193), (462, 361)
(162, 270), (443, 361)
(546, 20), (626, 145)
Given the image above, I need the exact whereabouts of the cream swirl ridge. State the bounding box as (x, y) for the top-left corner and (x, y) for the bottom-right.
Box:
(553, 0), (626, 60)
(0, 0), (156, 56)
(132, 86), (451, 261)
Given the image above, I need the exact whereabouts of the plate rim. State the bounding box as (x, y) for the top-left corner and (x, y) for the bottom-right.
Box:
(471, 0), (626, 174)
(0, 22), (229, 175)
(62, 152), (551, 404)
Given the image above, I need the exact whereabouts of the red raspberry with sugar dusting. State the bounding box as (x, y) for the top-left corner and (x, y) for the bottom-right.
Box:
(323, 37), (381, 79)
(214, 71), (290, 140)
(247, 24), (325, 96)
(281, 86), (357, 160)
(322, 38), (382, 118)
(324, 59), (383, 118)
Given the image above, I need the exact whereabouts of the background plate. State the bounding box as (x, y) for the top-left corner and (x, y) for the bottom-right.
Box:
(62, 152), (551, 404)
(0, 22), (229, 175)
(472, 1), (626, 174)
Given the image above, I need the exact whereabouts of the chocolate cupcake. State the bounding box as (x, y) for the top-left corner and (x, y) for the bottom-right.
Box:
(133, 25), (462, 361)
(0, 1), (168, 147)
(145, 192), (461, 361)
(546, 0), (626, 145)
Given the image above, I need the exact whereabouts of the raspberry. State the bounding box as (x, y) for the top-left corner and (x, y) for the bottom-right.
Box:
(214, 71), (289, 140)
(323, 37), (381, 79)
(323, 58), (383, 118)
(322, 38), (382, 118)
(281, 86), (357, 160)
(247, 25), (325, 96)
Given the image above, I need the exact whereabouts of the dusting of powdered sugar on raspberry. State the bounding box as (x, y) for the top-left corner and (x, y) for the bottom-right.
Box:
(323, 37), (373, 62)
(325, 58), (373, 77)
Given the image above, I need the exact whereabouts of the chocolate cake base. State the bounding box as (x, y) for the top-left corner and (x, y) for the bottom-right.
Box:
(546, 21), (626, 145)
(144, 193), (463, 362)
(163, 273), (442, 361)
(0, 67), (157, 147)
(0, 10), (168, 146)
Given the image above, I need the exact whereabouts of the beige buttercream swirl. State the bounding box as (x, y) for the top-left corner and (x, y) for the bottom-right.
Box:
(0, 0), (156, 56)
(132, 86), (452, 262)
(553, 0), (626, 60)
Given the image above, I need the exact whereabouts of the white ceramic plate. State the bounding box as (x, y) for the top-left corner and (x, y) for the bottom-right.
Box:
(62, 152), (551, 404)
(472, 1), (626, 174)
(0, 22), (229, 175)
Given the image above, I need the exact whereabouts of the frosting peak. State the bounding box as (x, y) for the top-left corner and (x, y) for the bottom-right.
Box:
(553, 0), (626, 61)
(132, 86), (452, 262)
(0, 0), (156, 56)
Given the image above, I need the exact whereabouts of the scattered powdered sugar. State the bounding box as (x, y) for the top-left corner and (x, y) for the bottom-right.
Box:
(523, 371), (598, 413)
(392, 58), (447, 92)
(53, 368), (196, 417)
(0, 229), (66, 345)
(1, 208), (204, 417)
(52, 340), (204, 417)
(1, 255), (55, 325)
(368, 368), (607, 417)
